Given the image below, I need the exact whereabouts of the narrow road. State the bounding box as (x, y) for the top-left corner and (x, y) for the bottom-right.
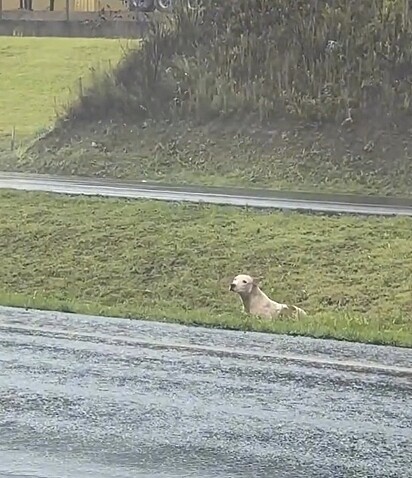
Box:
(0, 306), (411, 478)
(1, 171), (412, 216)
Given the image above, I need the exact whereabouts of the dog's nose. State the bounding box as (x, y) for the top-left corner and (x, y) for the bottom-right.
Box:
(229, 283), (235, 291)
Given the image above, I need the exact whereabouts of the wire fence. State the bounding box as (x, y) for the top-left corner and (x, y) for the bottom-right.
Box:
(0, 0), (199, 20)
(0, 0), (136, 21)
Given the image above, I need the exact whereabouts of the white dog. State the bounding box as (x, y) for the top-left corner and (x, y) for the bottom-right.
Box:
(229, 274), (307, 319)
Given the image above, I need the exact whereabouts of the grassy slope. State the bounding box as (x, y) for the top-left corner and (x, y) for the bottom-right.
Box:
(23, 119), (412, 196)
(0, 37), (131, 141)
(1, 190), (411, 347)
(2, 1), (411, 196)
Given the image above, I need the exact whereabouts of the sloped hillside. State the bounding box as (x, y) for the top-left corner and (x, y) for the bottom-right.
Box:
(17, 0), (412, 196)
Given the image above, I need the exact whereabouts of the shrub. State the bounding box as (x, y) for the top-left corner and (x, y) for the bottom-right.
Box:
(66, 0), (412, 125)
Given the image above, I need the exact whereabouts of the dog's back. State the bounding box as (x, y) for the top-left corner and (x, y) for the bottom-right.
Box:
(250, 289), (306, 319)
(276, 302), (307, 319)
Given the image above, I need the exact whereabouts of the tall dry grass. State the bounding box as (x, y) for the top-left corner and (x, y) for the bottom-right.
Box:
(65, 0), (412, 125)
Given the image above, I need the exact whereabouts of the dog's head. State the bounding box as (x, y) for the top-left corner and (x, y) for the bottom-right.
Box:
(229, 274), (258, 295)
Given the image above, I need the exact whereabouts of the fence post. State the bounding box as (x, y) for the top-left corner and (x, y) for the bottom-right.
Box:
(66, 0), (70, 21)
(0, 0), (3, 21)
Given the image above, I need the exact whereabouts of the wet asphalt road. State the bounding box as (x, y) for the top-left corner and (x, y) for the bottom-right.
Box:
(0, 306), (411, 478)
(2, 171), (412, 216)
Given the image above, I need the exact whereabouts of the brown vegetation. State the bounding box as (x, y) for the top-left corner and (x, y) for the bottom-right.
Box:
(66, 0), (412, 125)
(14, 0), (412, 196)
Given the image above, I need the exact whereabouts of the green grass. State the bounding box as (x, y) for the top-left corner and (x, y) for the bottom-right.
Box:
(0, 37), (133, 140)
(22, 119), (412, 197)
(1, 2), (411, 197)
(0, 190), (411, 347)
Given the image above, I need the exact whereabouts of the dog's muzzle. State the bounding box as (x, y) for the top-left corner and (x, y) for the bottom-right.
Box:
(229, 283), (236, 291)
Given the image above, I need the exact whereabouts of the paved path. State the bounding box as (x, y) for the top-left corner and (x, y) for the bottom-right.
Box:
(1, 171), (412, 216)
(1, 306), (411, 478)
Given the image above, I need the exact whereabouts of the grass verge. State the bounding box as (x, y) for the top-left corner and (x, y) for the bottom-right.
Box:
(4, 0), (412, 196)
(20, 119), (412, 197)
(0, 37), (133, 144)
(0, 190), (411, 347)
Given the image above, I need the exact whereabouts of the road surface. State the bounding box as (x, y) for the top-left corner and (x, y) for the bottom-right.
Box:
(0, 306), (411, 478)
(1, 171), (412, 216)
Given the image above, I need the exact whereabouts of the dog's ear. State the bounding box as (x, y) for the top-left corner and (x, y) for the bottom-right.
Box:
(252, 276), (260, 287)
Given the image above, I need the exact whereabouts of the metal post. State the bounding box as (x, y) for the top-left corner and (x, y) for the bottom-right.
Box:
(66, 0), (70, 20)
(0, 0), (3, 21)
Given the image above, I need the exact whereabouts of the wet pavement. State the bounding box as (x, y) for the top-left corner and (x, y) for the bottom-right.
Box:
(2, 171), (412, 216)
(0, 306), (411, 478)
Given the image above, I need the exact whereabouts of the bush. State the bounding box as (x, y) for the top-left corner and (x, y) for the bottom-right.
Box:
(66, 0), (412, 125)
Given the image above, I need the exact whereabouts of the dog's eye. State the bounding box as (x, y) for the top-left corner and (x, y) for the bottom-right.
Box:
(242, 280), (247, 284)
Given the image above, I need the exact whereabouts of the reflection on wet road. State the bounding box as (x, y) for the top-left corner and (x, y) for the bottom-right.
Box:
(2, 171), (412, 216)
(0, 306), (411, 478)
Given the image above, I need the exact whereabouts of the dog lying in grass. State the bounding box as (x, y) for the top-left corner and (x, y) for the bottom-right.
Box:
(229, 274), (307, 320)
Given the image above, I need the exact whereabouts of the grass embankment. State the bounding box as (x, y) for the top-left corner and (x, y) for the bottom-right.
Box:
(3, 0), (412, 196)
(1, 190), (411, 347)
(0, 37), (132, 148)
